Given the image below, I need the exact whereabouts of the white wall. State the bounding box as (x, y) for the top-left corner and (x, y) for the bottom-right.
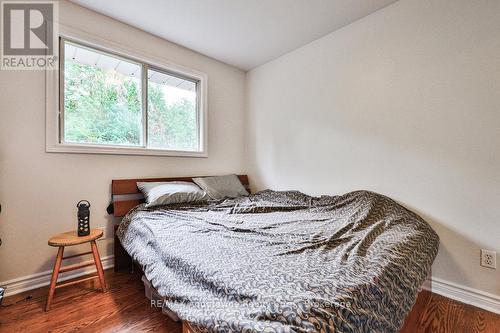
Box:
(0, 1), (245, 283)
(246, 0), (500, 296)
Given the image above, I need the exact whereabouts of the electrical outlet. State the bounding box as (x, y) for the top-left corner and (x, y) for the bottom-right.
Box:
(480, 249), (497, 269)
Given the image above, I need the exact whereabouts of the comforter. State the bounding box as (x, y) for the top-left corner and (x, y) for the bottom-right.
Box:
(117, 190), (439, 333)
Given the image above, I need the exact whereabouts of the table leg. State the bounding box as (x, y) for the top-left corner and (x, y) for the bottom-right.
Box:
(90, 240), (106, 292)
(45, 246), (64, 311)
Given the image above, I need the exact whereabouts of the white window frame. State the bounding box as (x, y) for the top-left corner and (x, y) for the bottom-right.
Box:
(46, 25), (208, 157)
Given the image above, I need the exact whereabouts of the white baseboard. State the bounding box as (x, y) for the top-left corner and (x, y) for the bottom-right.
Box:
(0, 255), (114, 297)
(423, 276), (500, 314)
(2, 259), (498, 316)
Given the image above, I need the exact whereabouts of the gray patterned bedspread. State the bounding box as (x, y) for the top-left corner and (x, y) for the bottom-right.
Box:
(117, 190), (439, 333)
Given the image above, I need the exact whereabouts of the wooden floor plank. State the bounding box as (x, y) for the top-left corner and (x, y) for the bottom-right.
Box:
(0, 270), (181, 333)
(1, 270), (498, 332)
(400, 290), (500, 333)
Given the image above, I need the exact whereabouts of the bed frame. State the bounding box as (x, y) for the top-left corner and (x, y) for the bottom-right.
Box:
(111, 175), (249, 333)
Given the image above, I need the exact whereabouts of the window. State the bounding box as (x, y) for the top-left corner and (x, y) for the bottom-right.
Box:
(63, 41), (143, 146)
(50, 36), (207, 157)
(147, 68), (198, 151)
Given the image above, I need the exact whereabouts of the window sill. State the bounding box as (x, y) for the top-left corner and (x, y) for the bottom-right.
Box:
(46, 143), (208, 158)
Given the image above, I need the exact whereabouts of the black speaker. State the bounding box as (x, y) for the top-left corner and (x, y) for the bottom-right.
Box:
(77, 200), (91, 236)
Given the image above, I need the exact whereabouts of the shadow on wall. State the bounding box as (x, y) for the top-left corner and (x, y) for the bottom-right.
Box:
(247, 169), (499, 295)
(400, 202), (499, 294)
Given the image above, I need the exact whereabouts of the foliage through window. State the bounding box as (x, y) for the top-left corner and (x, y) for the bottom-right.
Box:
(147, 69), (198, 151)
(61, 39), (201, 152)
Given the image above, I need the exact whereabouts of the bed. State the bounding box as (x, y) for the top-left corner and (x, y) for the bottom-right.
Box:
(111, 176), (439, 333)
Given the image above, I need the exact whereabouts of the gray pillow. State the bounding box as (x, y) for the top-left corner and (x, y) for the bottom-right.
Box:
(193, 174), (249, 200)
(137, 181), (209, 208)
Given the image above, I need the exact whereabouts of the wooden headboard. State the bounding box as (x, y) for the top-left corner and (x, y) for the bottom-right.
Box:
(111, 175), (250, 217)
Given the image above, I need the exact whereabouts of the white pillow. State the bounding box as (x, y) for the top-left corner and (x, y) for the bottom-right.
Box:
(137, 181), (209, 208)
(193, 175), (249, 200)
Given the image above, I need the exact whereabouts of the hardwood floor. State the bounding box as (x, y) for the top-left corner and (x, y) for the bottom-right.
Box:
(0, 270), (181, 333)
(401, 289), (500, 333)
(0, 269), (498, 332)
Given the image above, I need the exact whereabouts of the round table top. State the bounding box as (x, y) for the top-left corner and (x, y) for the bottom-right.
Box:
(48, 229), (103, 247)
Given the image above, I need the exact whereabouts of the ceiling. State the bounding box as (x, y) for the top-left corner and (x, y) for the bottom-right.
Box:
(70, 0), (398, 71)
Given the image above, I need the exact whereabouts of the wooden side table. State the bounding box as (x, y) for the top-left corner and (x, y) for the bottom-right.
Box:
(45, 229), (106, 311)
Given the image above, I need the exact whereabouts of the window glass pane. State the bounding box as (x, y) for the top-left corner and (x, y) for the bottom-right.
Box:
(147, 69), (198, 151)
(63, 41), (142, 146)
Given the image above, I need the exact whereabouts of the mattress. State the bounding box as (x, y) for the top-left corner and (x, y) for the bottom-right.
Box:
(117, 189), (439, 333)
